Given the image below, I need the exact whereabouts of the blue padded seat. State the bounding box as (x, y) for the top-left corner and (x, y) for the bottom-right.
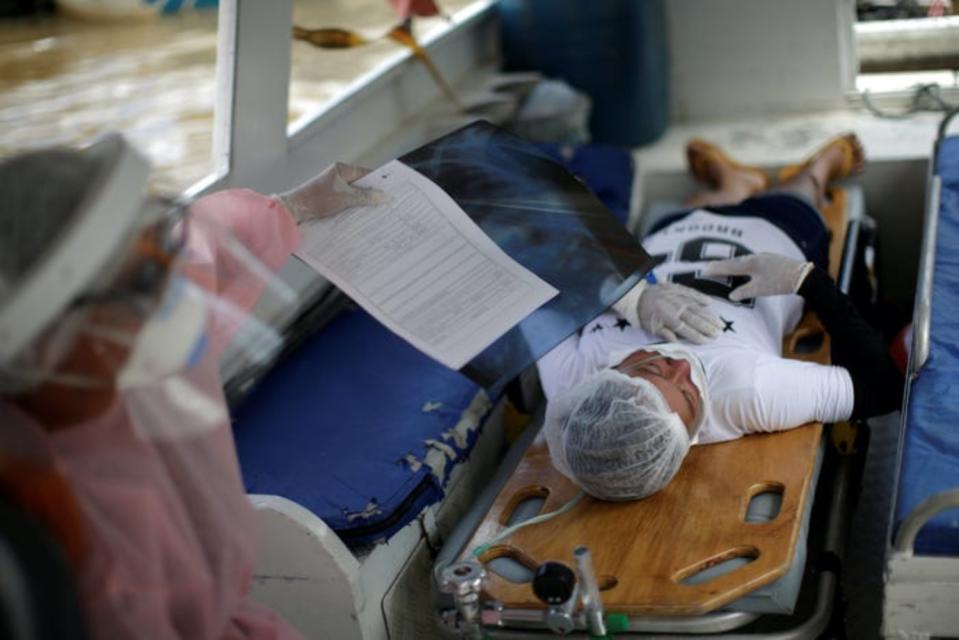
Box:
(896, 134), (959, 555)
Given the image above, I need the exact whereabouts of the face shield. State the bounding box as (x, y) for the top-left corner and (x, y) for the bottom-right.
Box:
(608, 343), (710, 443)
(0, 135), (296, 399)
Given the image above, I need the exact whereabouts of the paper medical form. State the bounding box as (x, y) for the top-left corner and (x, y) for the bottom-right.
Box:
(295, 160), (559, 370)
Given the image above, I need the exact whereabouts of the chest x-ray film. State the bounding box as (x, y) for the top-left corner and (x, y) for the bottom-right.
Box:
(400, 121), (654, 393)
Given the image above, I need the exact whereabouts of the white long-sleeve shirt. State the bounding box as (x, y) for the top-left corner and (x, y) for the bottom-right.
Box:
(536, 210), (855, 444)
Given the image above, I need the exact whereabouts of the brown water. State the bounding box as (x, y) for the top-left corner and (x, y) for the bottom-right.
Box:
(0, 0), (479, 193)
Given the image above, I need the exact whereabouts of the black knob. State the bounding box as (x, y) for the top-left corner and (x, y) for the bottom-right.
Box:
(532, 561), (577, 605)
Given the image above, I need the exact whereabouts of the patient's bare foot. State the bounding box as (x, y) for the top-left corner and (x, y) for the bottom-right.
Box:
(778, 133), (866, 207)
(685, 139), (769, 208)
(802, 133), (865, 187)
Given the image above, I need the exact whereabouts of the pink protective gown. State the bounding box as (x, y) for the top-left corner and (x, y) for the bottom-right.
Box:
(0, 190), (305, 640)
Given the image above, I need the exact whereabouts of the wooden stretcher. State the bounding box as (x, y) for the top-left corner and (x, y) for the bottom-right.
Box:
(457, 187), (849, 617)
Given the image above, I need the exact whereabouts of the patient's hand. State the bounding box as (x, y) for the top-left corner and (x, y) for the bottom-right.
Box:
(615, 282), (722, 344)
(640, 283), (723, 344)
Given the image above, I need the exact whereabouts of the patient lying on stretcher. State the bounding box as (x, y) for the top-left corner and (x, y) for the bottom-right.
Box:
(538, 135), (904, 501)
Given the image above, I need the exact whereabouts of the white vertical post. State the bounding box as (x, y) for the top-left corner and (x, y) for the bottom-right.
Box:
(835, 0), (858, 93)
(213, 0), (294, 193)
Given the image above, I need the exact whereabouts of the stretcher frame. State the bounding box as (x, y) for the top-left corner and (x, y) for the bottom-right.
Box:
(435, 185), (864, 637)
(881, 108), (959, 639)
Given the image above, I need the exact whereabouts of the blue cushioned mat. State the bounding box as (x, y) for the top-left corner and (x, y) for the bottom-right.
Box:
(233, 308), (485, 544)
(535, 143), (634, 224)
(897, 134), (959, 555)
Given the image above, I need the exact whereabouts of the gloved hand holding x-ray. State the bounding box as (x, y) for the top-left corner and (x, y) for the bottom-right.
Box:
(277, 162), (388, 223)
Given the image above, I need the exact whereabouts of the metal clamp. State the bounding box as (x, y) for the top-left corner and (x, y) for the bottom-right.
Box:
(532, 560), (579, 635)
(439, 561), (488, 639)
(544, 582), (579, 635)
(442, 547), (609, 637)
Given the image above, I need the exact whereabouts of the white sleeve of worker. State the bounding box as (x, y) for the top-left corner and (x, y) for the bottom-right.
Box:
(610, 280), (647, 327)
(728, 356), (855, 434)
(536, 333), (601, 401)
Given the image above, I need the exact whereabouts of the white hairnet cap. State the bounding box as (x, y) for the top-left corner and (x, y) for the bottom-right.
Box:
(544, 368), (690, 501)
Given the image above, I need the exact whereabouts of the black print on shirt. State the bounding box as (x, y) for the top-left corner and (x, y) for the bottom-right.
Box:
(666, 222), (744, 239)
(670, 271), (755, 308)
(666, 237), (756, 308)
(678, 237), (752, 263)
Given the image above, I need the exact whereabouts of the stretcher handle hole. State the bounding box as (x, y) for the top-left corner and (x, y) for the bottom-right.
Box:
(484, 549), (538, 584)
(597, 575), (619, 591)
(744, 482), (784, 523)
(793, 329), (825, 355)
(501, 486), (550, 527)
(674, 546), (760, 586)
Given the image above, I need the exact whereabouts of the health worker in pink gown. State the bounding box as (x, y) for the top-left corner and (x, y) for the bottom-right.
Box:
(0, 134), (384, 639)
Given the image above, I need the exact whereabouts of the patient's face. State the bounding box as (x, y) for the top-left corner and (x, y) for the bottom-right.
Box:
(615, 350), (701, 433)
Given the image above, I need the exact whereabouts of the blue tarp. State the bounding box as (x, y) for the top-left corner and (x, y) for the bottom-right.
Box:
(897, 134), (959, 556)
